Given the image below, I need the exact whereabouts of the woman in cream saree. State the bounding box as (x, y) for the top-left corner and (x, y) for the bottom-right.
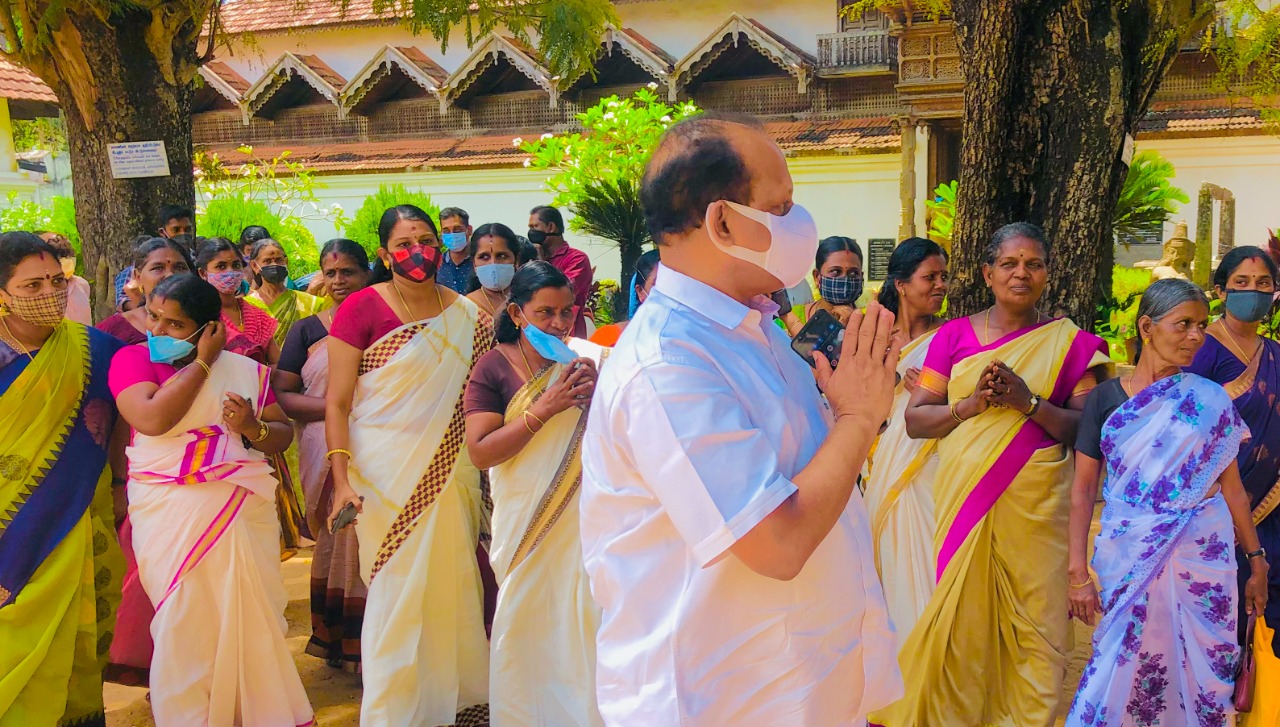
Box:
(326, 205), (492, 727)
(0, 233), (124, 727)
(873, 224), (1111, 727)
(864, 237), (948, 644)
(112, 274), (312, 726)
(465, 262), (605, 727)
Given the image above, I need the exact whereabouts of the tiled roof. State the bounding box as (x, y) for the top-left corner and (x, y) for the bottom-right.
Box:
(198, 118), (900, 174)
(395, 46), (449, 85)
(295, 54), (347, 91)
(0, 58), (55, 102)
(1137, 98), (1267, 137)
(618, 27), (676, 66)
(218, 0), (400, 35)
(201, 61), (252, 96)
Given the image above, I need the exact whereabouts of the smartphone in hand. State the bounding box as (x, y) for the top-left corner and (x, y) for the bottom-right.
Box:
(790, 309), (845, 368)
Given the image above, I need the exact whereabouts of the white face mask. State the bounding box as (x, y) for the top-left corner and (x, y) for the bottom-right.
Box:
(712, 201), (819, 289)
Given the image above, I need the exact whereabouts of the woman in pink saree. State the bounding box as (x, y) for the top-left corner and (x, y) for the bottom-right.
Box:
(110, 274), (312, 726)
(873, 223), (1112, 726)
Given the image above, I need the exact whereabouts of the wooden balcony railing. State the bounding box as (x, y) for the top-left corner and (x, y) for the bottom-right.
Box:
(816, 31), (898, 75)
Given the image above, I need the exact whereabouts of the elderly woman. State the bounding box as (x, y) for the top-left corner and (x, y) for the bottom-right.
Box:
(862, 237), (949, 647)
(0, 232), (125, 727)
(110, 273), (312, 726)
(1066, 277), (1267, 725)
(245, 237), (330, 347)
(874, 223), (1112, 726)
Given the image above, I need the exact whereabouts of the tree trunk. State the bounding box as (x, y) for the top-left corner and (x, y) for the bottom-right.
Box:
(47, 8), (198, 320)
(947, 1), (1194, 329)
(615, 239), (643, 320)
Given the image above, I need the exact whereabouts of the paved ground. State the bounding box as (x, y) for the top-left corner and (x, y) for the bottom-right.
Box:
(106, 517), (1102, 726)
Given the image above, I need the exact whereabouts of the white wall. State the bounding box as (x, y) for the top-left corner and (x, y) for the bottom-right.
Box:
(1139, 135), (1280, 248)
(217, 0), (836, 85)
(285, 151), (902, 282)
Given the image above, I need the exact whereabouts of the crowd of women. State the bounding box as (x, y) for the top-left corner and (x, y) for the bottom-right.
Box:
(1, 202), (1278, 726)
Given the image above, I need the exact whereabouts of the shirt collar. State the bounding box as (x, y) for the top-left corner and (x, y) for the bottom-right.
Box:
(652, 264), (758, 330)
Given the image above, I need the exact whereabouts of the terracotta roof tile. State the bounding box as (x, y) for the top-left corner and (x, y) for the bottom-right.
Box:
(1138, 100), (1266, 136)
(618, 27), (676, 66)
(202, 61), (252, 96)
(395, 46), (449, 85)
(199, 120), (900, 173)
(295, 54), (347, 91)
(218, 0), (399, 35)
(747, 18), (817, 66)
(0, 57), (55, 102)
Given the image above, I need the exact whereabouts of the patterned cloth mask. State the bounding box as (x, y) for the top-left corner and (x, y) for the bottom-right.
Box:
(4, 287), (68, 327)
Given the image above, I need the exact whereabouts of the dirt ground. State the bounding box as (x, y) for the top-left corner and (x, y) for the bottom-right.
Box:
(105, 526), (1102, 727)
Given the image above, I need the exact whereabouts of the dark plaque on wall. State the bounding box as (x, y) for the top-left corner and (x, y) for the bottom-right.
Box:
(867, 238), (896, 281)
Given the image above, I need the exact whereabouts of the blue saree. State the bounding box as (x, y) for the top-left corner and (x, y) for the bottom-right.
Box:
(1068, 373), (1247, 727)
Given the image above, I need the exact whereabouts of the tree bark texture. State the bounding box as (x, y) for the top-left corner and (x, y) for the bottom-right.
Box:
(4, 3), (210, 319)
(948, 0), (1203, 328)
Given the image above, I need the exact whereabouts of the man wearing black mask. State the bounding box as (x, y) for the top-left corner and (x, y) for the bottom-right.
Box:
(529, 204), (593, 337)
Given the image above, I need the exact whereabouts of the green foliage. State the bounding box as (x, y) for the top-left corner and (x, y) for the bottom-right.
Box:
(195, 145), (345, 274)
(0, 192), (80, 253)
(342, 183), (440, 260)
(925, 180), (957, 249)
(591, 279), (620, 326)
(840, 0), (951, 22)
(523, 87), (698, 283)
(1095, 266), (1153, 361)
(12, 117), (67, 153)
(1113, 150), (1190, 246)
(1210, 2), (1280, 125)
(199, 197), (320, 274)
(382, 0), (617, 81)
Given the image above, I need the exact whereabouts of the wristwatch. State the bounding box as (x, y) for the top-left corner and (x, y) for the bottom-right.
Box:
(1024, 394), (1042, 417)
(1246, 548), (1267, 561)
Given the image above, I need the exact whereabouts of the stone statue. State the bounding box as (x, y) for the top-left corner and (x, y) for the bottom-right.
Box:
(1139, 221), (1194, 281)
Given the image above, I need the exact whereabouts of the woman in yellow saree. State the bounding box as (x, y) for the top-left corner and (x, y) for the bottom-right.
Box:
(244, 238), (330, 349)
(863, 237), (948, 647)
(465, 262), (605, 727)
(327, 205), (492, 727)
(872, 223), (1112, 727)
(0, 233), (125, 727)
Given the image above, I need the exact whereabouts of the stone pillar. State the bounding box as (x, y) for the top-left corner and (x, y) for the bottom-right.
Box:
(898, 120), (916, 240)
(1218, 194), (1235, 257)
(1193, 183), (1213, 288)
(914, 121), (931, 237)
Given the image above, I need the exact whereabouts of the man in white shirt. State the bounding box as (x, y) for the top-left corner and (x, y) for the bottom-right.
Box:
(580, 113), (905, 726)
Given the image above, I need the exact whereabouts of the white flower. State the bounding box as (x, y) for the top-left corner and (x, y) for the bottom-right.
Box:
(647, 82), (658, 90)
(607, 101), (619, 108)
(512, 137), (524, 147)
(603, 112), (615, 120)
(540, 133), (553, 140)
(660, 115), (671, 122)
(523, 158), (532, 167)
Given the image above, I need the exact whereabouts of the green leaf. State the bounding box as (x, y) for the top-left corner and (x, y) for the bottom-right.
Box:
(341, 183), (440, 260)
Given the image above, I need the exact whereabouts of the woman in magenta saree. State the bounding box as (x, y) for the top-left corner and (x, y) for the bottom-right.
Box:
(1066, 278), (1268, 726)
(873, 224), (1112, 726)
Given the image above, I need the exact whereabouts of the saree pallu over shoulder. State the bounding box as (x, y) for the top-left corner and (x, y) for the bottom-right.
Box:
(863, 329), (939, 649)
(247, 289), (330, 347)
(488, 337), (605, 727)
(347, 298), (492, 727)
(873, 318), (1111, 727)
(1068, 374), (1246, 726)
(0, 323), (124, 727)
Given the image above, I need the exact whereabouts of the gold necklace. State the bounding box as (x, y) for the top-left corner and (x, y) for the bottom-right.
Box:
(1218, 320), (1259, 363)
(0, 317), (32, 360)
(984, 307), (1041, 345)
(478, 287), (505, 316)
(391, 280), (452, 356)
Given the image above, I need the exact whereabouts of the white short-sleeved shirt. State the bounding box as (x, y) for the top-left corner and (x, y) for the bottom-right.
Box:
(580, 265), (903, 727)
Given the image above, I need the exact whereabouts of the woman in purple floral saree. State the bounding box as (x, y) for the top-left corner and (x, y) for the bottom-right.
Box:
(1066, 279), (1269, 727)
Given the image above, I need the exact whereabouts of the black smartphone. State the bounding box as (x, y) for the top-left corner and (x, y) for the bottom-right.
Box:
(791, 309), (845, 368)
(330, 497), (364, 534)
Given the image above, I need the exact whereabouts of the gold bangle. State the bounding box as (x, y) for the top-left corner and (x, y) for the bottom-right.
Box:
(1069, 577), (1095, 590)
(194, 358), (212, 377)
(525, 409), (547, 427)
(249, 420), (270, 443)
(325, 448), (352, 461)
(951, 400), (966, 424)
(522, 410), (541, 434)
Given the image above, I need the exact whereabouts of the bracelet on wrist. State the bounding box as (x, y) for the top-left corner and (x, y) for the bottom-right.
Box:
(1069, 576), (1095, 590)
(325, 448), (352, 461)
(951, 400), (967, 424)
(249, 420), (270, 443)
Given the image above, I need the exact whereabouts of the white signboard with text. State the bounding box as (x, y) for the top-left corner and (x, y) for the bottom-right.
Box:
(108, 141), (171, 179)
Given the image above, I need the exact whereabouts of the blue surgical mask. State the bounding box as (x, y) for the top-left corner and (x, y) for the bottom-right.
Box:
(1224, 289), (1273, 323)
(476, 263), (515, 291)
(523, 321), (577, 364)
(442, 232), (470, 253)
(146, 326), (204, 365)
